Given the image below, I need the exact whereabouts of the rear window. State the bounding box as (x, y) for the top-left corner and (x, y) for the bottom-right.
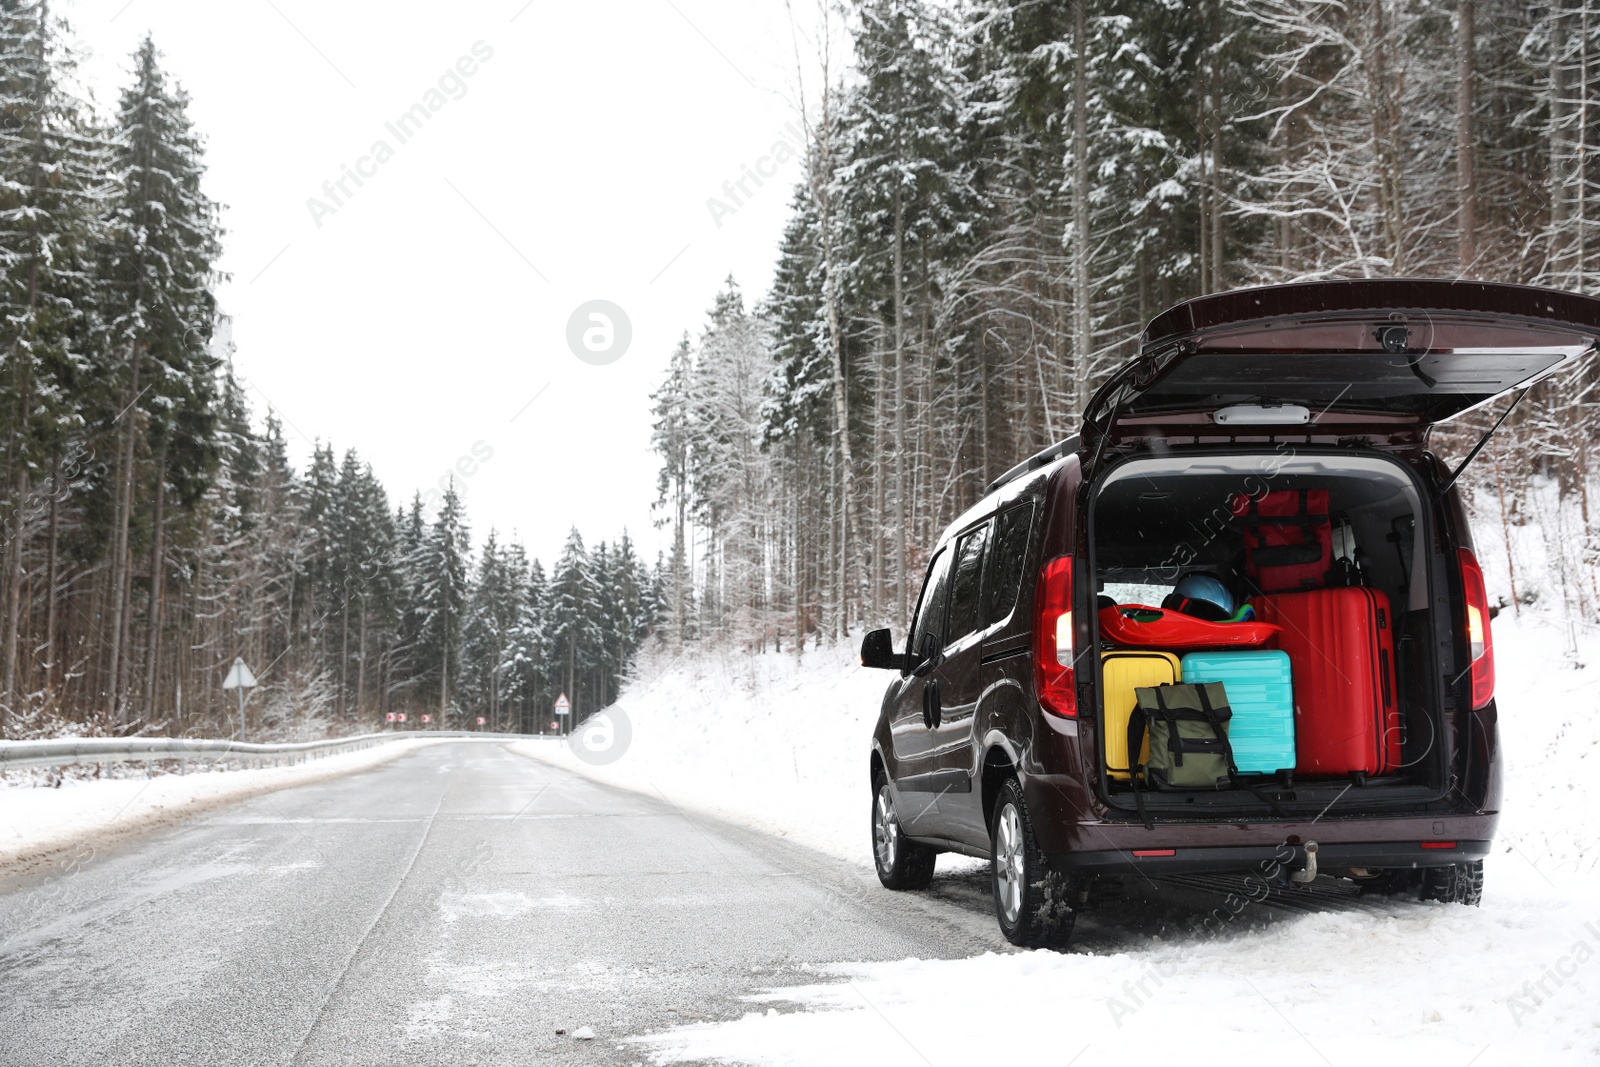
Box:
(1101, 581), (1171, 607)
(983, 503), (1035, 626)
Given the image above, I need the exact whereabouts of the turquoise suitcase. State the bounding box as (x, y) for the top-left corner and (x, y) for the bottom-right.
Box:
(1180, 651), (1295, 775)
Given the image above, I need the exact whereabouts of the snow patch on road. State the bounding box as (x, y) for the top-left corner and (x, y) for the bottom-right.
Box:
(439, 888), (589, 923)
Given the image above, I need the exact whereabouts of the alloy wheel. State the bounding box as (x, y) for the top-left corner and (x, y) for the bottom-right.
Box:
(995, 802), (1024, 924)
(874, 786), (899, 872)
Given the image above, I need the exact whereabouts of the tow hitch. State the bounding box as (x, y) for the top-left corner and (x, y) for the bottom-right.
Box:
(1289, 840), (1319, 884)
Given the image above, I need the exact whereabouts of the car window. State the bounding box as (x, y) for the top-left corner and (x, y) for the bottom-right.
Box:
(983, 503), (1035, 626)
(945, 522), (990, 645)
(909, 549), (953, 658)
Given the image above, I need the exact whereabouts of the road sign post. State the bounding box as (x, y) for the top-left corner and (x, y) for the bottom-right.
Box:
(221, 657), (257, 741)
(554, 693), (570, 736)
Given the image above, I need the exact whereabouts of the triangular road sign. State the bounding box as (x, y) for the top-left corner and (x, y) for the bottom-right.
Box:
(222, 657), (257, 690)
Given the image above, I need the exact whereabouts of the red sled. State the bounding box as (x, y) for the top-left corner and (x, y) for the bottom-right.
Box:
(1098, 604), (1280, 649)
(1232, 489), (1333, 592)
(1250, 587), (1401, 777)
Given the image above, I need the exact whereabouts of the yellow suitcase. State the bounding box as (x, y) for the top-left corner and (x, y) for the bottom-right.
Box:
(1101, 650), (1181, 780)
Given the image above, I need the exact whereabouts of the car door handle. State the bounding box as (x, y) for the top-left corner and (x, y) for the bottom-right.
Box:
(922, 679), (941, 730)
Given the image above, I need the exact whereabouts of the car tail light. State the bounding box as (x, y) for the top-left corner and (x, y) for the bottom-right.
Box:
(1420, 841), (1457, 850)
(1458, 548), (1495, 710)
(1034, 555), (1076, 718)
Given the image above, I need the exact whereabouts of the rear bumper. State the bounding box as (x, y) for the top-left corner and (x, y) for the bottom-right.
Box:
(1049, 839), (1491, 877)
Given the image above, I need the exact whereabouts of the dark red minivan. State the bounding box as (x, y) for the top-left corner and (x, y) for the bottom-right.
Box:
(861, 279), (1600, 947)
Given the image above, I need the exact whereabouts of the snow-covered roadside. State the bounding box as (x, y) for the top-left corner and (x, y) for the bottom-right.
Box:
(509, 640), (890, 865)
(0, 737), (448, 870)
(635, 891), (1598, 1066)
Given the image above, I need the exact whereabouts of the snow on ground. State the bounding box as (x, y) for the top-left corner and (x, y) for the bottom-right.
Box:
(0, 737), (446, 870)
(515, 554), (1600, 1063)
(510, 640), (893, 865)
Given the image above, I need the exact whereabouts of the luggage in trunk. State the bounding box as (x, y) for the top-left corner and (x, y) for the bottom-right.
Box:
(1232, 489), (1333, 593)
(1179, 650), (1295, 775)
(1129, 682), (1236, 790)
(1250, 587), (1401, 777)
(1101, 651), (1180, 780)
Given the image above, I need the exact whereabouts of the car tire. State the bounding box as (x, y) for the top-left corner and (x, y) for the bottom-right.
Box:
(871, 773), (936, 890)
(1420, 860), (1484, 906)
(990, 776), (1076, 948)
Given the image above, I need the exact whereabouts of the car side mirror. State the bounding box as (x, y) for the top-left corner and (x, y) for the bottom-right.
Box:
(859, 628), (906, 671)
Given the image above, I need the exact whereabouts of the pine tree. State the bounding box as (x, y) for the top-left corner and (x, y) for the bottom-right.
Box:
(94, 35), (222, 721)
(463, 531), (526, 730)
(324, 448), (395, 719)
(0, 0), (109, 720)
(508, 556), (551, 733)
(650, 333), (695, 648)
(838, 0), (977, 622)
(547, 528), (600, 727)
(414, 482), (469, 723)
(687, 280), (779, 645)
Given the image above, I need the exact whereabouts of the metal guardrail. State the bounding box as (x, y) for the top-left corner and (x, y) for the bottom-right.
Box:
(0, 730), (535, 773)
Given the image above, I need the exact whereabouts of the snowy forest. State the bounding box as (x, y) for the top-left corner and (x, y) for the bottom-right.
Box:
(10, 0), (1600, 742)
(0, 11), (657, 740)
(650, 0), (1600, 653)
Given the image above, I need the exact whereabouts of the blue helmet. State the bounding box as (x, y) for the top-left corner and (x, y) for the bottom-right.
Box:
(1163, 574), (1235, 622)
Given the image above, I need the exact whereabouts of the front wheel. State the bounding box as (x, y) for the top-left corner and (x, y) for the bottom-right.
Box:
(872, 774), (936, 890)
(990, 777), (1076, 948)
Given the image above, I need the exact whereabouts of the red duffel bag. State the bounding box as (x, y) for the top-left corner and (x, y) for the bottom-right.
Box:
(1231, 489), (1333, 592)
(1098, 604), (1280, 649)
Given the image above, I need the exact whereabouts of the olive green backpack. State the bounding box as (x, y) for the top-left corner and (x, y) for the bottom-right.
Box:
(1128, 682), (1238, 790)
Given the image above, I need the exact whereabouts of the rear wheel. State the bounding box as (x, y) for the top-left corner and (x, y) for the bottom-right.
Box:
(871, 774), (936, 890)
(990, 777), (1076, 948)
(1420, 860), (1483, 906)
(1355, 862), (1482, 905)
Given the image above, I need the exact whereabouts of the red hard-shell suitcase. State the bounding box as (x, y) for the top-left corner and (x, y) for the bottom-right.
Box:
(1250, 587), (1401, 777)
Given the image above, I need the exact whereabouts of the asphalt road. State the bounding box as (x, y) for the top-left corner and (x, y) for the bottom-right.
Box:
(0, 741), (1001, 1066)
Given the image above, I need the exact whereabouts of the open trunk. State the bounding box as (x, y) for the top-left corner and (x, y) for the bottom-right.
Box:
(1070, 279), (1600, 821)
(1087, 449), (1453, 820)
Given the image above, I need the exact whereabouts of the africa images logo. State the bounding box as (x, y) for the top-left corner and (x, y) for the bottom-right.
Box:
(306, 41), (495, 228)
(703, 122), (805, 230)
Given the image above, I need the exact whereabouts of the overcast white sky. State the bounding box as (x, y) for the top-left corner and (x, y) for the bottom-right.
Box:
(63, 0), (825, 566)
